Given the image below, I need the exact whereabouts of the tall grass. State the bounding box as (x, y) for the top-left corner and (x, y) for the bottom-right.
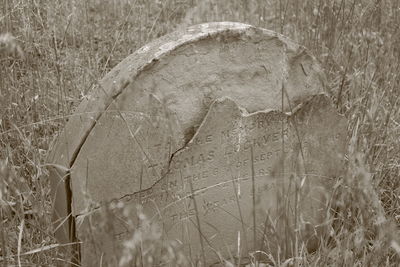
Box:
(1, 0), (399, 265)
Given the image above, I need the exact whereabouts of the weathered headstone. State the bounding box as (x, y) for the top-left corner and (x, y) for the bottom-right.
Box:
(48, 22), (347, 265)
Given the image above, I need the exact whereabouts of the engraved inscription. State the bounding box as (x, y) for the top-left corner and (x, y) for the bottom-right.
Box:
(78, 96), (347, 266)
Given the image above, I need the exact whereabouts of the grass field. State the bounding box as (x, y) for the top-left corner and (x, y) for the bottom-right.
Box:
(1, 0), (400, 266)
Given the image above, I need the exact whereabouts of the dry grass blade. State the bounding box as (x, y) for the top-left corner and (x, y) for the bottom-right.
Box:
(17, 218), (24, 267)
(189, 178), (206, 266)
(0, 242), (81, 260)
(250, 146), (257, 257)
(0, 209), (7, 267)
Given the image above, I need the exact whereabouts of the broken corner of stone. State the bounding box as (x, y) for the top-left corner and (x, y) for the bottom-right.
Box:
(47, 22), (348, 266)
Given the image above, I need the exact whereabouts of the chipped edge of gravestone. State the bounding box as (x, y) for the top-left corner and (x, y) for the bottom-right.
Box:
(48, 21), (318, 170)
(46, 22), (326, 244)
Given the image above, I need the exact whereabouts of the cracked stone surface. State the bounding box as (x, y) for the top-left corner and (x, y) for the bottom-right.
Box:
(46, 22), (342, 265)
(76, 95), (347, 266)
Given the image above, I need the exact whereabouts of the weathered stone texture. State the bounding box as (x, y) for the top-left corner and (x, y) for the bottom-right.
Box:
(47, 22), (346, 266)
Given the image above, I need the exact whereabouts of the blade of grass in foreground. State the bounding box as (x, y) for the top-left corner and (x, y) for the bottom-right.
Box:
(250, 145), (257, 262)
(189, 178), (206, 266)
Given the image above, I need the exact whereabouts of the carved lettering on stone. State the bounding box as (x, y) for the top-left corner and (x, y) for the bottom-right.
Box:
(76, 95), (347, 265)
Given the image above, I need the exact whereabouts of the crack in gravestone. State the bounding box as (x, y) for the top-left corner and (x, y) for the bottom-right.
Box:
(72, 95), (234, 218)
(75, 93), (347, 266)
(73, 90), (306, 219)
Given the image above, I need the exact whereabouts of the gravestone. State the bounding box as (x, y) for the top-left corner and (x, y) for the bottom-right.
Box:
(47, 22), (347, 266)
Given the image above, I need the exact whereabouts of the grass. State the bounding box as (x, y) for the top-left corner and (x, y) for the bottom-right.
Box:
(1, 0), (400, 266)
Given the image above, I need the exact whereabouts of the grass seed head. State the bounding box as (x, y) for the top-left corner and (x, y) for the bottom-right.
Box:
(0, 33), (24, 59)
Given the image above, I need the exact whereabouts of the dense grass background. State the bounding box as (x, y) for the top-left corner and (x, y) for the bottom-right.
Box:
(1, 0), (400, 266)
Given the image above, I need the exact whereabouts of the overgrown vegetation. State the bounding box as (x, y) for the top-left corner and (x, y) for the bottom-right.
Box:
(1, 0), (399, 266)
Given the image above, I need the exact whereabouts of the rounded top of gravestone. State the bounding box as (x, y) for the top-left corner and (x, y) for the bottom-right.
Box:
(48, 22), (326, 174)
